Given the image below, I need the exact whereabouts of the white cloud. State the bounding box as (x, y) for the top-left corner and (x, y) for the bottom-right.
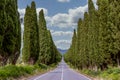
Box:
(56, 40), (71, 44)
(58, 0), (70, 3)
(18, 1), (97, 29)
(55, 40), (71, 49)
(18, 8), (48, 20)
(46, 4), (88, 29)
(46, 0), (98, 29)
(52, 31), (73, 37)
(18, 8), (25, 19)
(68, 5), (88, 23)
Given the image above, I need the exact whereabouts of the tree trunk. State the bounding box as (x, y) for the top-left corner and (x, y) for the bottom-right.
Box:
(117, 52), (120, 68)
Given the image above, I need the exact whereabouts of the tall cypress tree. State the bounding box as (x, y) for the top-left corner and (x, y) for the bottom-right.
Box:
(22, 6), (31, 64)
(0, 0), (21, 65)
(0, 0), (7, 65)
(37, 9), (61, 65)
(9, 0), (21, 65)
(37, 9), (48, 64)
(29, 1), (39, 64)
(22, 1), (39, 64)
(76, 19), (83, 69)
(108, 0), (120, 67)
(72, 29), (77, 66)
(88, 0), (97, 69)
(97, 0), (110, 70)
(82, 12), (89, 69)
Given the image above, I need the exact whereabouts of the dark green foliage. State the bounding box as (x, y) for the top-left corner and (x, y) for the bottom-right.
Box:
(0, 0), (21, 65)
(65, 0), (120, 71)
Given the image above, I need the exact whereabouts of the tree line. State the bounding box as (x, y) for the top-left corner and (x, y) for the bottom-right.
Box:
(0, 0), (61, 66)
(64, 0), (120, 71)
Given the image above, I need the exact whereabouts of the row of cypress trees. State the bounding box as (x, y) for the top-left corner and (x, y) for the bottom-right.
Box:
(64, 0), (120, 71)
(0, 0), (61, 66)
(22, 1), (61, 65)
(0, 0), (21, 66)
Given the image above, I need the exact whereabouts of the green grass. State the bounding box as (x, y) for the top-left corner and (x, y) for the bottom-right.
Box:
(101, 67), (120, 80)
(80, 67), (120, 80)
(0, 64), (50, 80)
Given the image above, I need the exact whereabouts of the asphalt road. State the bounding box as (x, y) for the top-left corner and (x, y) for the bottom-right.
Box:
(29, 60), (91, 80)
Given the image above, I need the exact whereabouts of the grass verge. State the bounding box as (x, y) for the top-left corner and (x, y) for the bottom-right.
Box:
(0, 63), (57, 80)
(80, 67), (120, 80)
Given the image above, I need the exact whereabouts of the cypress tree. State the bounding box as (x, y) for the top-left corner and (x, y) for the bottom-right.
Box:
(97, 0), (110, 70)
(71, 29), (77, 66)
(29, 1), (39, 64)
(37, 9), (49, 64)
(81, 12), (89, 69)
(0, 0), (7, 65)
(37, 10), (61, 64)
(76, 19), (83, 69)
(88, 0), (97, 69)
(22, 1), (39, 64)
(0, 0), (21, 65)
(48, 30), (61, 64)
(9, 0), (21, 65)
(22, 6), (31, 64)
(108, 0), (120, 67)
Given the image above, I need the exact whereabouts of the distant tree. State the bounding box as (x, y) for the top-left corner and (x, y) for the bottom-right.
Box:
(37, 9), (61, 65)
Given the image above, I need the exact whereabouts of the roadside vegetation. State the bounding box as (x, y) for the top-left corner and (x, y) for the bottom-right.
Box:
(81, 67), (120, 80)
(68, 63), (120, 80)
(0, 63), (57, 80)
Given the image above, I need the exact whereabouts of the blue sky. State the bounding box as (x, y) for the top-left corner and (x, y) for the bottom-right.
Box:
(18, 0), (87, 16)
(18, 0), (97, 50)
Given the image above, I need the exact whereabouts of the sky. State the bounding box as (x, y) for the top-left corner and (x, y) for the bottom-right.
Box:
(18, 0), (97, 50)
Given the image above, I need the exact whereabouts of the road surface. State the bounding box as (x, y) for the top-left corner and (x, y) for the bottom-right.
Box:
(29, 60), (91, 80)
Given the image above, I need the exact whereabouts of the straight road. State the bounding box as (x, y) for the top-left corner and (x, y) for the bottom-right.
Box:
(29, 60), (91, 80)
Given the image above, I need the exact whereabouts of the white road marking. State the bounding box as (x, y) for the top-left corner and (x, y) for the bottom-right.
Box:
(61, 65), (64, 80)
